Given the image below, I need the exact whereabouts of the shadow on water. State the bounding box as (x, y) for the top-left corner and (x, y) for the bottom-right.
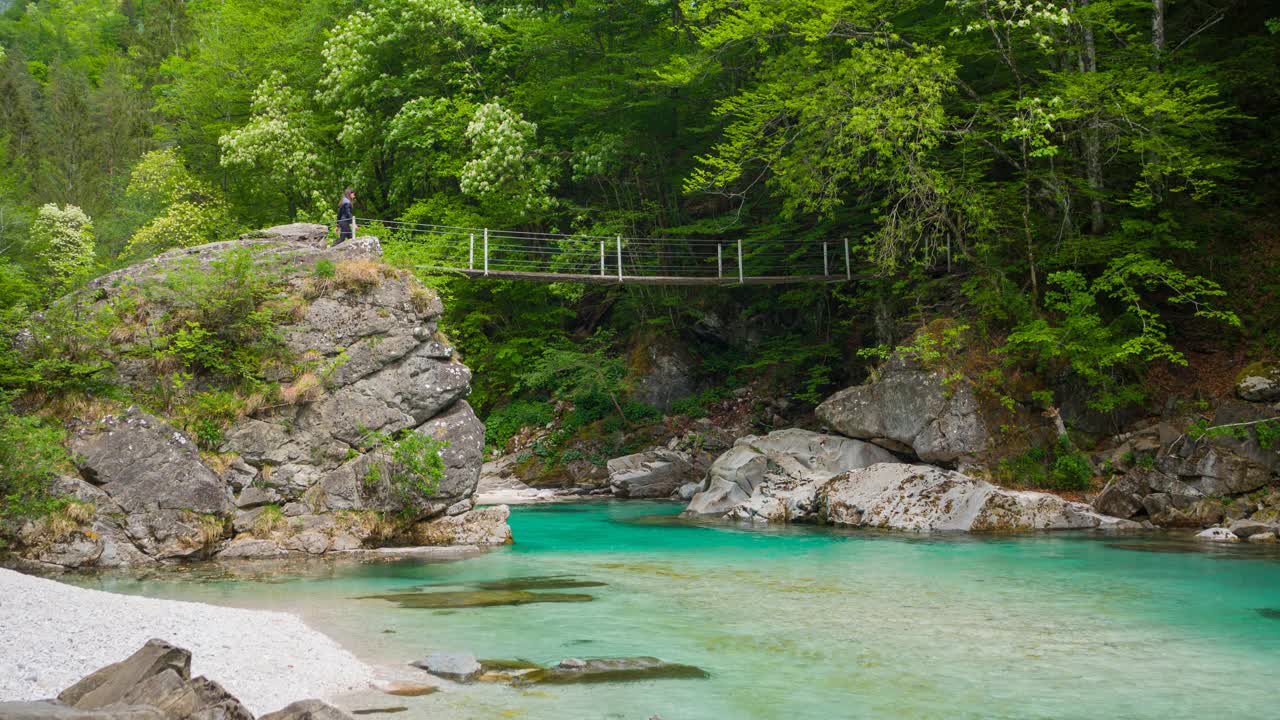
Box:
(1256, 608), (1280, 620)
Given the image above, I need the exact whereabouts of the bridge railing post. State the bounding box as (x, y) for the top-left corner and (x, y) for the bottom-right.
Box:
(483, 228), (489, 276)
(737, 239), (744, 284)
(844, 237), (851, 281)
(717, 244), (723, 279)
(616, 236), (623, 282)
(823, 241), (829, 277)
(469, 233), (474, 271)
(600, 239), (605, 277)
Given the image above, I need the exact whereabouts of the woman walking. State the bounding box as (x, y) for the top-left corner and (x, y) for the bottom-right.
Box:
(336, 187), (356, 243)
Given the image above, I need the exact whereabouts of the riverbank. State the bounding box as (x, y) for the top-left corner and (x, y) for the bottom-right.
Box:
(0, 568), (377, 714)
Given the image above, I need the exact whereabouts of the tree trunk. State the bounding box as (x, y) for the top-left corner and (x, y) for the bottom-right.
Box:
(1078, 0), (1105, 234)
(1152, 0), (1166, 65)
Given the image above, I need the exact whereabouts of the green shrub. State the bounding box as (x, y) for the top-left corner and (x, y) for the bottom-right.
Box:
(996, 437), (1094, 491)
(313, 259), (336, 279)
(173, 390), (246, 450)
(485, 399), (554, 449)
(148, 246), (289, 384)
(362, 430), (450, 506)
(0, 402), (71, 521)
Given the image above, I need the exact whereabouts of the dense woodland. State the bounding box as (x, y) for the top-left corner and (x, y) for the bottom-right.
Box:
(1, 0), (1278, 514)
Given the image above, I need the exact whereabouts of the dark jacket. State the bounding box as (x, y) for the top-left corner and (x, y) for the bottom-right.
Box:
(337, 197), (353, 224)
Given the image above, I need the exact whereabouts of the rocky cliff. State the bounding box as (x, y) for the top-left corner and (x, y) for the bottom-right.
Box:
(8, 224), (508, 571)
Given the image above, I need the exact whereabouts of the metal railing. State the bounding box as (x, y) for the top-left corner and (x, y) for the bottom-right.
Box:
(357, 218), (854, 285)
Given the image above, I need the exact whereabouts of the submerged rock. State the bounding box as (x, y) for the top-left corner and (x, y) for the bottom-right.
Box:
(516, 657), (709, 685)
(259, 700), (353, 720)
(470, 576), (607, 591)
(410, 652), (481, 682)
(361, 589), (595, 609)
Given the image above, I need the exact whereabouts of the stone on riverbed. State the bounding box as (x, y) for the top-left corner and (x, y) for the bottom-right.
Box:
(516, 657), (709, 685)
(360, 589), (595, 609)
(410, 652), (481, 682)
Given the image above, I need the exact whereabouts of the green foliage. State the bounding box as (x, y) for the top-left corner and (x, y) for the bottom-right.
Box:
(362, 429), (449, 505)
(172, 390), (246, 451)
(485, 400), (554, 450)
(148, 246), (289, 383)
(124, 149), (229, 256)
(313, 259), (336, 279)
(0, 401), (71, 521)
(518, 334), (634, 425)
(996, 436), (1093, 491)
(1003, 257), (1238, 411)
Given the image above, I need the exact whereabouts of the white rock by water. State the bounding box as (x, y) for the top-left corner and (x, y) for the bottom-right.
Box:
(0, 568), (375, 714)
(1195, 527), (1241, 542)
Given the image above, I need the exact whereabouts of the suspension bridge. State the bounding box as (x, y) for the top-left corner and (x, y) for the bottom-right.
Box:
(358, 218), (861, 286)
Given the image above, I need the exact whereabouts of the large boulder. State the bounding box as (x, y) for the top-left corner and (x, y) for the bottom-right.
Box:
(816, 463), (1134, 531)
(684, 429), (896, 519)
(608, 449), (696, 498)
(1236, 364), (1280, 403)
(1091, 467), (1203, 520)
(62, 410), (234, 562)
(0, 640), (261, 720)
(13, 232), (498, 568)
(412, 505), (514, 546)
(816, 354), (989, 463)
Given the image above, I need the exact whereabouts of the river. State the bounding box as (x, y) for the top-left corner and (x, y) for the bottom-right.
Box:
(75, 501), (1280, 719)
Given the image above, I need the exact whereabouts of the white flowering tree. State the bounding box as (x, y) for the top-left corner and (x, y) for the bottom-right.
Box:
(33, 203), (95, 290)
(318, 0), (495, 210)
(124, 149), (228, 256)
(220, 71), (324, 220)
(461, 102), (554, 217)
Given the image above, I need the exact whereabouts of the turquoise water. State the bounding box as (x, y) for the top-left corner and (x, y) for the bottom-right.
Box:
(78, 501), (1280, 719)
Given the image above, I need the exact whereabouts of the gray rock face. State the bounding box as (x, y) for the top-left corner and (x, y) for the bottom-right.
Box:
(1091, 467), (1204, 522)
(1158, 436), (1274, 496)
(70, 409), (233, 519)
(684, 429), (897, 520)
(816, 464), (1134, 532)
(241, 223), (329, 247)
(629, 339), (695, 411)
(1236, 365), (1280, 402)
(608, 449), (695, 498)
(59, 410), (234, 562)
(411, 652), (482, 682)
(412, 505), (513, 546)
(815, 354), (989, 463)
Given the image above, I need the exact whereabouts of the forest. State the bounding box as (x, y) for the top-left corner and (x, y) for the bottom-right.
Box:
(1, 0), (1278, 506)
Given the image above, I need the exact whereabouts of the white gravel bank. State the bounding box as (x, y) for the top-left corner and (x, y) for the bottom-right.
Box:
(0, 568), (377, 714)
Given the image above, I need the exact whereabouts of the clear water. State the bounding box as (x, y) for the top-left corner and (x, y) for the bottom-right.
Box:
(75, 501), (1280, 719)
